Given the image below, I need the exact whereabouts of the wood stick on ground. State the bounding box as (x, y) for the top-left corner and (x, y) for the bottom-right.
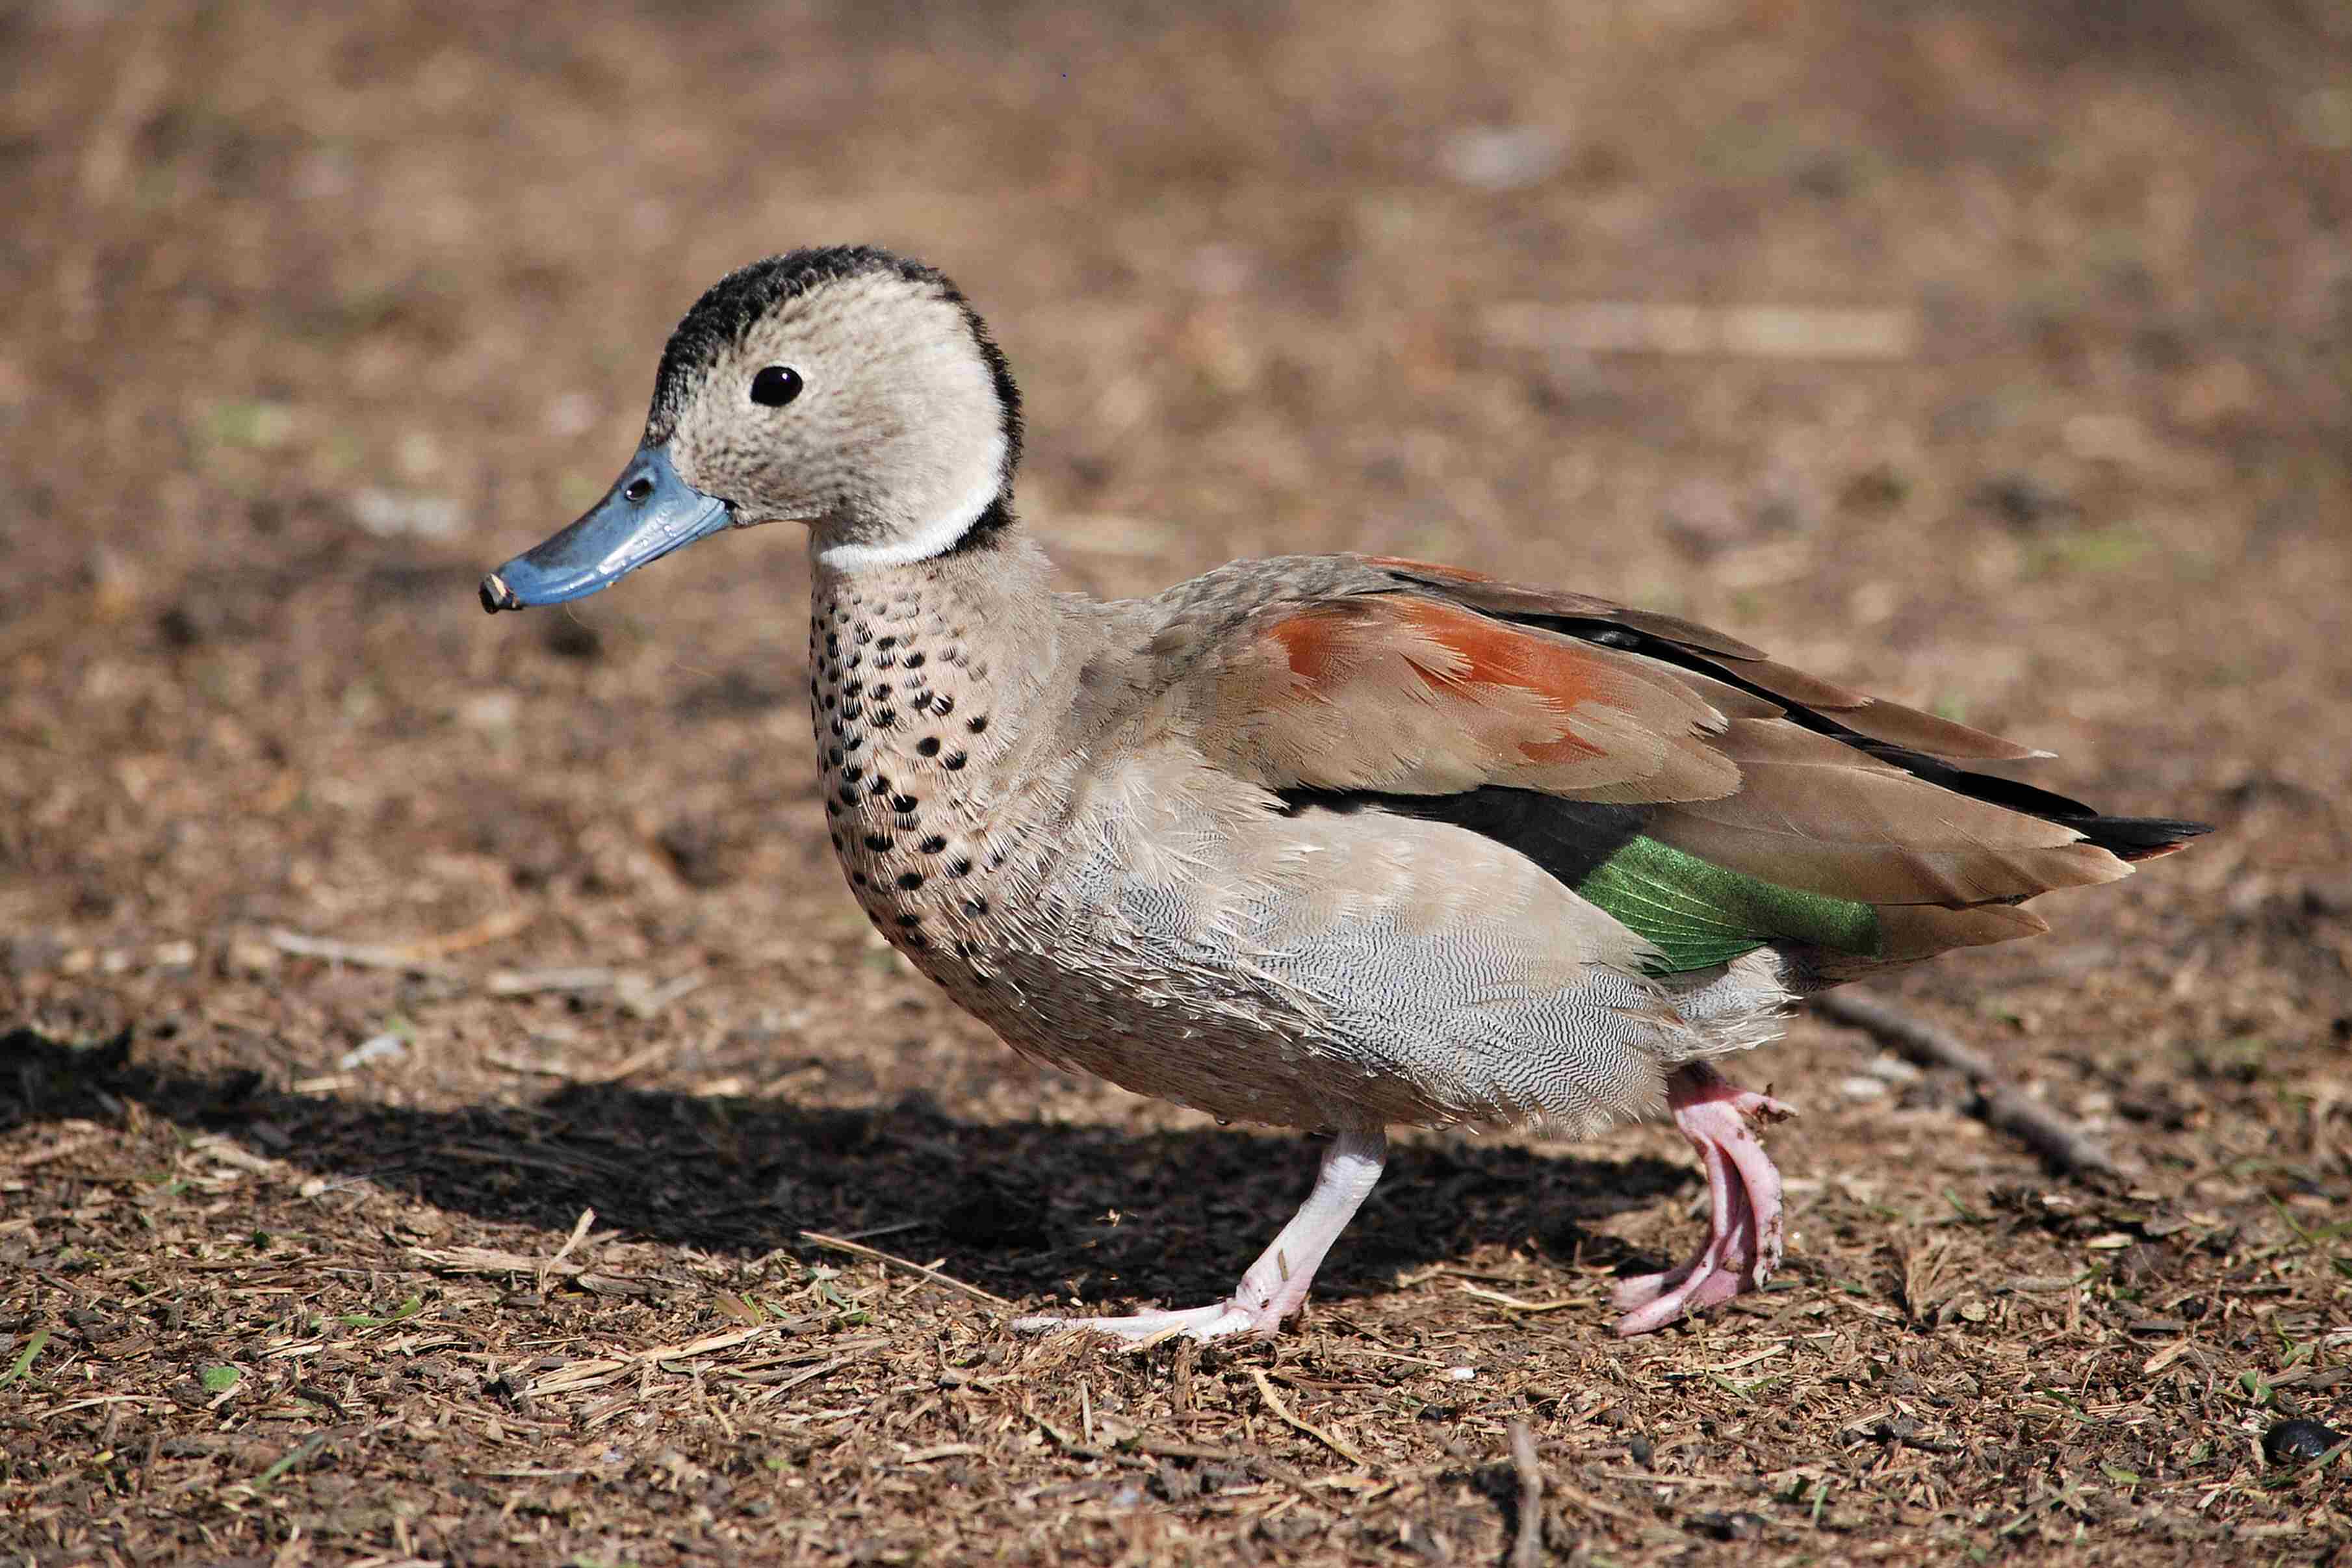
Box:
(1247, 1368), (1371, 1471)
(1811, 991), (2118, 1177)
(797, 1230), (1012, 1308)
(1506, 1419), (1545, 1568)
(268, 928), (463, 977)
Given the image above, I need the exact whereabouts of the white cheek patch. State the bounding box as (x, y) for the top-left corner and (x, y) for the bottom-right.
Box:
(816, 431), (1009, 572)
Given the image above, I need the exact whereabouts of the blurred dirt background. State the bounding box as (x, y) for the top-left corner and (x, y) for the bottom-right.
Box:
(6, 1), (2352, 1563)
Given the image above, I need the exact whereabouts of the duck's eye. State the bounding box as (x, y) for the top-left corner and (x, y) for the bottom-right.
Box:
(751, 366), (803, 407)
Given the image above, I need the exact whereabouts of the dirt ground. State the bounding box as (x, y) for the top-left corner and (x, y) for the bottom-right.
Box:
(6, 1), (2352, 1562)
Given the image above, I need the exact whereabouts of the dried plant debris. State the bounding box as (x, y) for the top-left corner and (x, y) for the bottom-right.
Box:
(5, 0), (2350, 1563)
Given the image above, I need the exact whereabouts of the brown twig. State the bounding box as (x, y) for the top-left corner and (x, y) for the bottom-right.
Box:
(268, 928), (461, 977)
(1247, 1368), (1371, 1470)
(1506, 1420), (1545, 1568)
(797, 1230), (1011, 1308)
(1811, 992), (2118, 1177)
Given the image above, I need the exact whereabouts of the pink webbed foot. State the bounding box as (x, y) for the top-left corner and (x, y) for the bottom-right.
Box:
(1013, 1126), (1387, 1344)
(1011, 1296), (1286, 1343)
(1613, 1063), (1795, 1336)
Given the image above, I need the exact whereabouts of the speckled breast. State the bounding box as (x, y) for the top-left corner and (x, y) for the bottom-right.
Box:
(805, 571), (1341, 1127)
(805, 572), (1027, 988)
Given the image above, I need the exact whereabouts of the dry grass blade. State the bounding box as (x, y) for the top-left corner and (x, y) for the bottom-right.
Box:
(1458, 1283), (1588, 1314)
(526, 1328), (785, 1397)
(414, 1246), (584, 1278)
(1485, 300), (1917, 359)
(1813, 991), (2119, 1177)
(1506, 1420), (1546, 1568)
(484, 966), (629, 997)
(1247, 1368), (1371, 1470)
(539, 1207), (595, 1295)
(749, 1355), (857, 1406)
(267, 928), (462, 978)
(798, 1229), (1011, 1308)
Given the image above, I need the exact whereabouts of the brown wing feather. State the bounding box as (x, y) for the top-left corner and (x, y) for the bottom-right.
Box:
(1642, 719), (2126, 904)
(1364, 555), (2042, 763)
(1206, 595), (1740, 804)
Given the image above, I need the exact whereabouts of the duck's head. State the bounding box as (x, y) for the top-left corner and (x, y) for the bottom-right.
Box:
(480, 246), (1022, 611)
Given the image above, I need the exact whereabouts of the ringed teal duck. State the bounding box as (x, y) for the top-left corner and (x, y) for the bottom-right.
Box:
(482, 246), (2206, 1339)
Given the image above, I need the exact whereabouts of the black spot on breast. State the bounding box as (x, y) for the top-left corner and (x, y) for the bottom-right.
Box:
(948, 856), (973, 878)
(916, 736), (940, 758)
(842, 764), (863, 783)
(890, 793), (918, 814)
(931, 693), (955, 717)
(919, 834), (948, 854)
(896, 871), (925, 891)
(864, 833), (892, 853)
(903, 652), (925, 669)
(943, 752), (967, 771)
(967, 715), (989, 734)
(896, 912), (922, 928)
(961, 897), (988, 918)
(877, 635), (898, 650)
(911, 691), (935, 713)
(851, 870), (868, 886)
(874, 709), (898, 729)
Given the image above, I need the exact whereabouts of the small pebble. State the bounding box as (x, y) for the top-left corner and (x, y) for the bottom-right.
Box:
(1438, 124), (1569, 191)
(1686, 1510), (1765, 1541)
(338, 1033), (407, 1070)
(1865, 1053), (1924, 1085)
(350, 487), (460, 539)
(458, 690), (521, 730)
(2263, 1419), (2347, 1467)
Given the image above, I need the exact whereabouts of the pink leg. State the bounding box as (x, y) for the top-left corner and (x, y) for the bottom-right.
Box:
(1014, 1125), (1387, 1342)
(1612, 1063), (1795, 1336)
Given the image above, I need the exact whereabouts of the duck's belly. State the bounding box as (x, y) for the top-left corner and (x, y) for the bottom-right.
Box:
(831, 746), (1707, 1137)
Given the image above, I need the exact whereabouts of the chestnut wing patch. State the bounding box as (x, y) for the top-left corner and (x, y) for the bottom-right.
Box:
(1224, 595), (1740, 806)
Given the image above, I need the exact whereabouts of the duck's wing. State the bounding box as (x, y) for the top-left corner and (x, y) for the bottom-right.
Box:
(1166, 554), (2206, 976)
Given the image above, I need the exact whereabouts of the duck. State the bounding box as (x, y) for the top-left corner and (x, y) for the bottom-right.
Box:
(480, 246), (2206, 1339)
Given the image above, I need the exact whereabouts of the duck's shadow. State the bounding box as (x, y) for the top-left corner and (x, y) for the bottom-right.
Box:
(6, 1027), (1690, 1306)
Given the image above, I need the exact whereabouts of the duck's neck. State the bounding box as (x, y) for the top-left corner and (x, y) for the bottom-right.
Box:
(806, 517), (1072, 796)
